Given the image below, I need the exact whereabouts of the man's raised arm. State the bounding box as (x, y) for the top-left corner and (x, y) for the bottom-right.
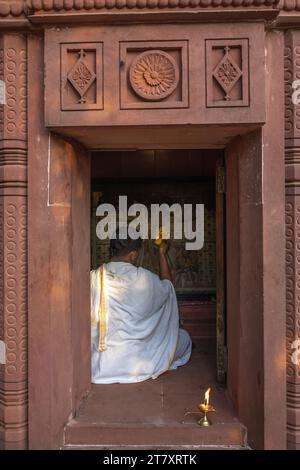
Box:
(159, 242), (173, 283)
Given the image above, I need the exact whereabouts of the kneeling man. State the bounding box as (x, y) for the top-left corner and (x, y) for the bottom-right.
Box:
(91, 234), (192, 384)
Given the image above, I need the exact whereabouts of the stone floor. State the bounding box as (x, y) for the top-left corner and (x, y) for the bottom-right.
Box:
(64, 340), (247, 449)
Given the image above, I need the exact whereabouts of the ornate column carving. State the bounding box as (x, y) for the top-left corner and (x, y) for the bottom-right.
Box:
(285, 29), (300, 450)
(0, 33), (27, 449)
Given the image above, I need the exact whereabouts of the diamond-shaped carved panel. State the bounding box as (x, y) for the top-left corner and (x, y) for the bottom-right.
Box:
(206, 39), (249, 108)
(61, 43), (103, 111)
(67, 51), (96, 102)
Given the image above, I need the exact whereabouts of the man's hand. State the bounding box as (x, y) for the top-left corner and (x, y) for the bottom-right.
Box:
(159, 240), (169, 256)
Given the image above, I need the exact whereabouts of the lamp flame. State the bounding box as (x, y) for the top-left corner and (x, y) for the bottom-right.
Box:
(204, 387), (211, 406)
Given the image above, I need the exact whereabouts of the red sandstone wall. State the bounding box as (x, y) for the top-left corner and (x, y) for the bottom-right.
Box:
(27, 35), (91, 449)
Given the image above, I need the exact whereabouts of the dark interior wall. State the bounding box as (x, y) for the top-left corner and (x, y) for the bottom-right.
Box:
(91, 150), (220, 179)
(91, 180), (216, 293)
(91, 149), (221, 295)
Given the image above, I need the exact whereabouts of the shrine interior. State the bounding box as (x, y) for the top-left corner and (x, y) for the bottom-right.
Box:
(67, 148), (246, 448)
(91, 149), (220, 351)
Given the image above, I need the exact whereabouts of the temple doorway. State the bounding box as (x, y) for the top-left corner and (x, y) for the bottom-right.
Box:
(62, 149), (245, 449)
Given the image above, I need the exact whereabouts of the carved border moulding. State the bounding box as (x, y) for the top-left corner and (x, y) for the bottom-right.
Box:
(0, 1), (281, 19)
(61, 43), (103, 111)
(206, 39), (249, 108)
(280, 0), (300, 11)
(120, 41), (188, 110)
(284, 30), (300, 449)
(0, 33), (28, 449)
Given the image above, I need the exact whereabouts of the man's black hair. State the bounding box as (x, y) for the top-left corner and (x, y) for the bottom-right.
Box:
(110, 228), (143, 258)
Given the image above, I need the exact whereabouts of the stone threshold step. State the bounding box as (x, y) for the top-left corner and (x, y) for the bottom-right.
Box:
(64, 421), (247, 448)
(63, 444), (250, 450)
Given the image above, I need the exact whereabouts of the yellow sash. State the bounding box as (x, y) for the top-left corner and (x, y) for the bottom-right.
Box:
(98, 265), (107, 352)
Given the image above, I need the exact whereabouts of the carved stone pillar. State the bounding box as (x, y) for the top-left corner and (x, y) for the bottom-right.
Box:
(0, 33), (27, 449)
(285, 30), (300, 450)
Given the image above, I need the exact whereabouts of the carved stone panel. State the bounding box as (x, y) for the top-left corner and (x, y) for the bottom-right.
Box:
(61, 43), (103, 111)
(206, 39), (249, 108)
(120, 41), (188, 109)
(45, 24), (265, 132)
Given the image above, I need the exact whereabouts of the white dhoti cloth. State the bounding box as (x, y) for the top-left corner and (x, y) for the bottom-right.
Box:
(91, 261), (192, 384)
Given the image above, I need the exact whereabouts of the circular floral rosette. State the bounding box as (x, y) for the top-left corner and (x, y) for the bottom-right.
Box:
(129, 50), (179, 101)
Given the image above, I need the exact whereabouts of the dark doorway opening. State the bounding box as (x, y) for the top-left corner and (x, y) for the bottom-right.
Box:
(90, 149), (226, 381)
(63, 149), (244, 449)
